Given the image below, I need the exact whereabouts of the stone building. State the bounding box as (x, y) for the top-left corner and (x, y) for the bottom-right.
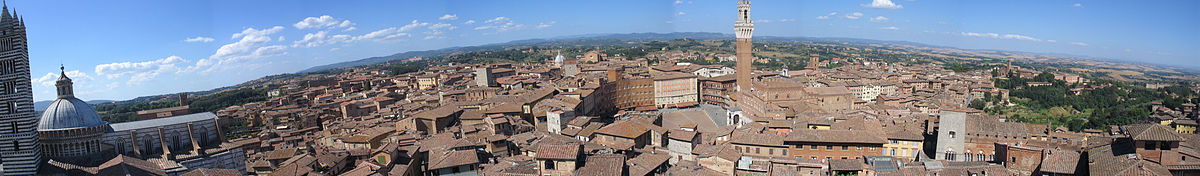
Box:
(652, 72), (699, 108)
(0, 4), (40, 174)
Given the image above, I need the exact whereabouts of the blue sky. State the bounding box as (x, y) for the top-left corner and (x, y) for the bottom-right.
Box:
(9, 0), (1198, 101)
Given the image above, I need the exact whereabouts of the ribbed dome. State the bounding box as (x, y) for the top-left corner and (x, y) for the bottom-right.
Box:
(38, 97), (106, 131)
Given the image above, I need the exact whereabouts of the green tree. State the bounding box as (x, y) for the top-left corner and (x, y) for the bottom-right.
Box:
(970, 99), (987, 110)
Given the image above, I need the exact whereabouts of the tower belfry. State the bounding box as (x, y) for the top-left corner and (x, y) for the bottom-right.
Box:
(734, 0), (754, 92)
(0, 2), (42, 174)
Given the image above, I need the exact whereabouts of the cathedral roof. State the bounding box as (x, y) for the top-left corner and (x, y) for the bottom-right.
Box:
(38, 97), (107, 131)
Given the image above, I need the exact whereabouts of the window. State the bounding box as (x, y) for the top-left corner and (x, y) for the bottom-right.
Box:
(9, 122), (14, 133)
(755, 148), (760, 154)
(810, 145), (817, 150)
(949, 131), (956, 138)
(769, 149), (774, 155)
(891, 149), (896, 156)
(1146, 142), (1157, 150)
(782, 150), (787, 156)
(842, 146), (849, 151)
(826, 146), (833, 150)
(544, 160), (555, 170)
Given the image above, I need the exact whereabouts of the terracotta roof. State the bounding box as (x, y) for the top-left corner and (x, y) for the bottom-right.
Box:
(534, 144), (580, 160)
(577, 154), (626, 176)
(627, 152), (671, 176)
(595, 120), (651, 139)
(413, 106), (462, 119)
(428, 150), (480, 170)
(266, 148), (300, 160)
(97, 155), (167, 176)
(829, 158), (866, 171)
(1124, 123), (1185, 141)
(668, 129), (698, 141)
(785, 129), (887, 144)
(1039, 149), (1080, 174)
(181, 168), (243, 176)
(730, 131), (786, 147)
(652, 71), (696, 81)
(692, 143), (741, 161)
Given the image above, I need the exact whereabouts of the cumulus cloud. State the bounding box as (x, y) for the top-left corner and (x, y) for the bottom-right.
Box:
(961, 32), (1043, 42)
(881, 26), (900, 30)
(463, 20), (476, 25)
(294, 15), (355, 30)
(674, 0), (683, 5)
(200, 26), (288, 73)
(184, 36), (214, 43)
(861, 0), (903, 9)
(845, 12), (863, 19)
(870, 16), (889, 22)
(292, 31), (353, 48)
(36, 70), (93, 87)
(536, 21), (556, 29)
(439, 14), (458, 20)
(816, 12), (837, 20)
(95, 56), (187, 84)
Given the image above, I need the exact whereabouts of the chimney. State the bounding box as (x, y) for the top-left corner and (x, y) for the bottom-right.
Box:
(178, 93), (189, 106)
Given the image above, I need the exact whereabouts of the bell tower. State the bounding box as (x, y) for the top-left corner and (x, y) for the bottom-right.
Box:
(734, 0), (754, 92)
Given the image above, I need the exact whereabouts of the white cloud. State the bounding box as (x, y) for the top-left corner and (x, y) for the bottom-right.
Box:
(960, 32), (1043, 42)
(356, 27), (413, 42)
(439, 14), (458, 20)
(779, 19), (796, 22)
(1046, 40), (1057, 43)
(485, 17), (510, 23)
(230, 26), (284, 39)
(861, 0), (903, 9)
(1073, 3), (1083, 7)
(95, 56), (187, 84)
(474, 17), (524, 32)
(677, 12), (686, 16)
(755, 19), (771, 23)
(1070, 42), (1089, 46)
(845, 12), (863, 20)
(536, 21), (556, 29)
(881, 26), (900, 30)
(202, 26), (288, 73)
(463, 20), (476, 25)
(674, 0), (683, 5)
(184, 36), (214, 43)
(429, 23), (456, 31)
(294, 15), (355, 30)
(816, 12), (837, 20)
(870, 16), (889, 22)
(292, 31), (353, 48)
(36, 70), (93, 87)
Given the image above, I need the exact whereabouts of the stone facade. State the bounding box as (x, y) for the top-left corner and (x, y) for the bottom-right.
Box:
(0, 6), (40, 174)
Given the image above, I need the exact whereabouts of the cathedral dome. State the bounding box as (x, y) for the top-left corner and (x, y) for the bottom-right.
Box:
(37, 66), (107, 131)
(37, 97), (106, 131)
